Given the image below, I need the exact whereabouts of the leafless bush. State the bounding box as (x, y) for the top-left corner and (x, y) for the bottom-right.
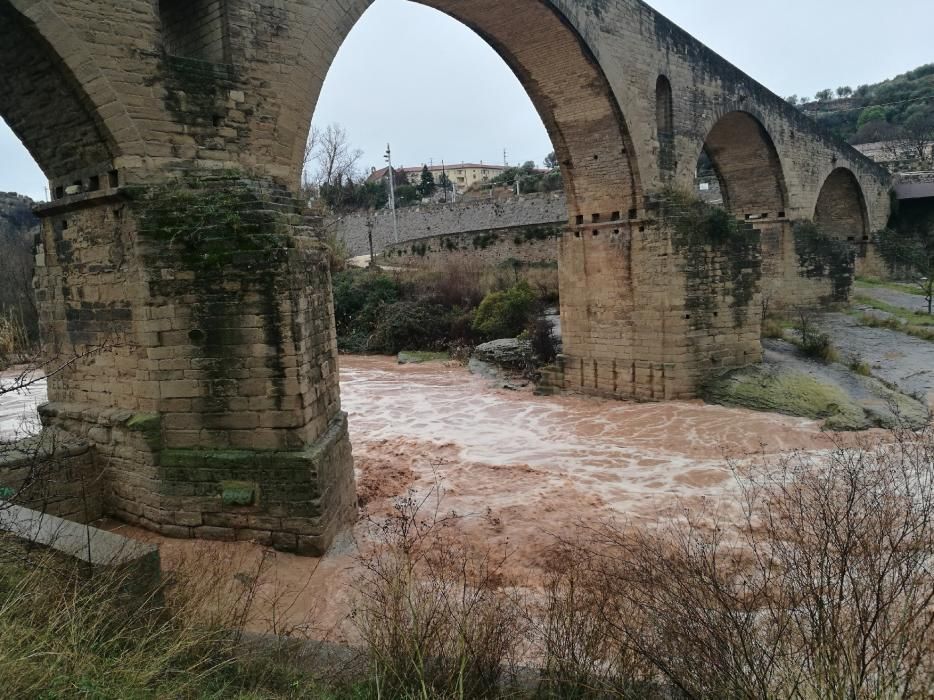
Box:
(575, 424), (934, 698)
(0, 310), (31, 366)
(530, 546), (657, 699)
(411, 258), (499, 309)
(352, 490), (524, 698)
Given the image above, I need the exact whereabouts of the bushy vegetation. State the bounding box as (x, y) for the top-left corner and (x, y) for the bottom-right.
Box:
(369, 301), (454, 355)
(489, 160), (563, 194)
(332, 261), (551, 355)
(794, 310), (840, 362)
(0, 539), (326, 698)
(472, 282), (537, 341)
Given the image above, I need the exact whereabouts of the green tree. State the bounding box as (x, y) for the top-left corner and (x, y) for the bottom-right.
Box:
(815, 89), (834, 102)
(392, 167), (410, 188)
(544, 152), (559, 170)
(394, 184), (420, 207)
(785, 95), (800, 106)
(858, 106), (888, 129)
(836, 86), (853, 98)
(417, 165), (437, 198)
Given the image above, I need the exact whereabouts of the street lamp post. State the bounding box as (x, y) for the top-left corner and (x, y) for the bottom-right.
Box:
(384, 144), (399, 244)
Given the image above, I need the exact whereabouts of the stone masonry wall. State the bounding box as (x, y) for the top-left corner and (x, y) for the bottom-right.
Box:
(33, 176), (356, 555)
(381, 225), (560, 270)
(0, 429), (102, 524)
(333, 192), (567, 257)
(558, 200), (763, 401)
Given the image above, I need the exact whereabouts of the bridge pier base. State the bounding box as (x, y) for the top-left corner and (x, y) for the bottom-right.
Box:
(30, 174), (357, 554)
(557, 198), (765, 401)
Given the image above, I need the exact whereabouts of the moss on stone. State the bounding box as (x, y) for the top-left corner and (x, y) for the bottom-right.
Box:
(704, 364), (929, 430)
(131, 176), (289, 271)
(125, 413), (162, 449)
(704, 368), (868, 429)
(792, 221), (855, 302)
(659, 190), (761, 327)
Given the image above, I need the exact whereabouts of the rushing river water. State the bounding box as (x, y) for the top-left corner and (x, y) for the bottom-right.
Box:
(0, 356), (833, 635)
(0, 370), (45, 439)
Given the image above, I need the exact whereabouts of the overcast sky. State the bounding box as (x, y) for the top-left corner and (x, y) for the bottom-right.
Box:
(3, 0), (932, 200)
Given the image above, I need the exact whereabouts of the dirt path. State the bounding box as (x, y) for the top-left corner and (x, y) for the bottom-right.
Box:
(855, 282), (931, 314)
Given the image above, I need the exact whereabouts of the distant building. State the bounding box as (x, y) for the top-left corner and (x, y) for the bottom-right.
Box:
(367, 162), (509, 189)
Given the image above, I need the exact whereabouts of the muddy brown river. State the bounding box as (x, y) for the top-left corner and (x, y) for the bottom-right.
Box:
(1, 357), (834, 638)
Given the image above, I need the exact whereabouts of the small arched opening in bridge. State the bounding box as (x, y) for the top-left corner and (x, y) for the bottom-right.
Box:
(814, 168), (870, 242)
(656, 75), (675, 176)
(297, 0), (643, 227)
(157, 0), (230, 64)
(695, 111), (787, 222)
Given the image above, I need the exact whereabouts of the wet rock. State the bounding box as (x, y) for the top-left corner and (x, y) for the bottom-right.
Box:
(473, 338), (531, 369)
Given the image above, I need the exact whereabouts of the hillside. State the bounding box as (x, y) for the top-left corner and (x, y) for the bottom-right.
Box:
(795, 64), (934, 147)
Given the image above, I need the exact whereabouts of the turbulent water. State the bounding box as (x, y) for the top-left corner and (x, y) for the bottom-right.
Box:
(0, 356), (832, 634)
(0, 370), (45, 439)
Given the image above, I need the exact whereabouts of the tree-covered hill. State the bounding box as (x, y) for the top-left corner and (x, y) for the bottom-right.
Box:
(789, 64), (934, 148)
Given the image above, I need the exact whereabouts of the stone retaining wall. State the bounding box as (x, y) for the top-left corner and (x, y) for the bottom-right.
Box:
(381, 225), (561, 270)
(333, 192), (567, 256)
(0, 428), (101, 523)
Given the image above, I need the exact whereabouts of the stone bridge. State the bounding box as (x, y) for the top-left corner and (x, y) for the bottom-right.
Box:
(0, 0), (891, 552)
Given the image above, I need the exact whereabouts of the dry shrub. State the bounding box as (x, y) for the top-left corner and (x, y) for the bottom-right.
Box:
(531, 547), (656, 699)
(524, 265), (560, 306)
(410, 258), (506, 309)
(0, 310), (30, 367)
(571, 424), (934, 698)
(352, 490), (524, 698)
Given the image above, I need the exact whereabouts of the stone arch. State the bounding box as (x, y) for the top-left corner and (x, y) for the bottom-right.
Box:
(656, 75), (674, 174)
(292, 0), (643, 223)
(0, 1), (116, 184)
(699, 111), (787, 220)
(814, 167), (869, 241)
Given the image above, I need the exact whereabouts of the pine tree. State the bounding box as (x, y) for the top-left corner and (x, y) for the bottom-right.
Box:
(418, 165), (437, 198)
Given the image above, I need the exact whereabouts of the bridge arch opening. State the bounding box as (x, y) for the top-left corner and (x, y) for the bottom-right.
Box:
(696, 111), (787, 221)
(297, 0), (643, 224)
(814, 168), (869, 241)
(0, 2), (115, 194)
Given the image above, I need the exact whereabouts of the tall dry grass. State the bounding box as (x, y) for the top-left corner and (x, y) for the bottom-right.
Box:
(0, 536), (330, 698)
